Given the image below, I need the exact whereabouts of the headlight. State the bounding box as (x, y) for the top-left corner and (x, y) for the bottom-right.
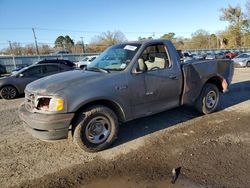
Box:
(36, 97), (64, 112)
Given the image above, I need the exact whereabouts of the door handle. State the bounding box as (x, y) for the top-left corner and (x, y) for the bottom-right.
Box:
(168, 75), (178, 80)
(115, 85), (128, 90)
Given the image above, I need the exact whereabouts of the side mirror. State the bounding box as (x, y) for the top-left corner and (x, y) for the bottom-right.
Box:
(133, 58), (147, 74)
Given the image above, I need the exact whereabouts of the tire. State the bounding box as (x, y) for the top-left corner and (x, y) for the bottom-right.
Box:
(73, 105), (119, 152)
(195, 83), (220, 114)
(247, 61), (250, 67)
(80, 65), (86, 69)
(0, 85), (18, 100)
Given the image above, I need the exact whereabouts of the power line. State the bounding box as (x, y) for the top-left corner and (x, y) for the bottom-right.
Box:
(0, 27), (31, 30)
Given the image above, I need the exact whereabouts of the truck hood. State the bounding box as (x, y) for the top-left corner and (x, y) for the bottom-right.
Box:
(26, 70), (106, 95)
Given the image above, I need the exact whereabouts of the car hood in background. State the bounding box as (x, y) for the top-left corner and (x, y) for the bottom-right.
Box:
(0, 74), (15, 82)
(233, 57), (248, 62)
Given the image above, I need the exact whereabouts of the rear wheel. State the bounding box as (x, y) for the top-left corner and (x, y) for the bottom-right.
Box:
(195, 83), (220, 114)
(247, 61), (250, 67)
(0, 86), (18, 100)
(73, 105), (119, 152)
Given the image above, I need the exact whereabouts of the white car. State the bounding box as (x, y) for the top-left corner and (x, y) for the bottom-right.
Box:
(233, 53), (250, 67)
(75, 55), (98, 68)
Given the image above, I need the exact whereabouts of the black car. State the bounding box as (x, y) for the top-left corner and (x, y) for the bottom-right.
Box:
(0, 64), (7, 76)
(0, 63), (74, 99)
(36, 59), (75, 67)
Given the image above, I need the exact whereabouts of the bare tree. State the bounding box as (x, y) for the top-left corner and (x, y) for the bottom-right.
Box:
(89, 31), (127, 52)
(220, 5), (248, 47)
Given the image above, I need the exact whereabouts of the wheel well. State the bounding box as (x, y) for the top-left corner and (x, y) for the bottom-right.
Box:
(75, 99), (126, 123)
(0, 84), (19, 93)
(206, 77), (223, 92)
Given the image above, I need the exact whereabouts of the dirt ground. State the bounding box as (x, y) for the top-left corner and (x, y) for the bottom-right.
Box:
(0, 68), (250, 188)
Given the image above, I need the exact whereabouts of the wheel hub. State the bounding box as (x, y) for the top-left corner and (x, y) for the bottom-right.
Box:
(91, 123), (104, 135)
(85, 116), (111, 144)
(1, 87), (16, 99)
(206, 91), (217, 108)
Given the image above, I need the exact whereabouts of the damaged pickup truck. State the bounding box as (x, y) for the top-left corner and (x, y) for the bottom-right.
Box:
(19, 40), (234, 152)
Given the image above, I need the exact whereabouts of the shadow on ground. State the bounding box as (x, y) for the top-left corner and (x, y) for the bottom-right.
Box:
(114, 80), (250, 147)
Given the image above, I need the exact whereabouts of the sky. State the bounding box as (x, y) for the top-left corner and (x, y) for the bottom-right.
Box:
(0, 0), (247, 49)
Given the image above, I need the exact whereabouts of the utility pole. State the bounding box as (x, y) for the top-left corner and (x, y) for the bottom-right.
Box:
(80, 37), (85, 53)
(8, 40), (13, 53)
(32, 28), (39, 55)
(8, 40), (16, 69)
(208, 36), (211, 49)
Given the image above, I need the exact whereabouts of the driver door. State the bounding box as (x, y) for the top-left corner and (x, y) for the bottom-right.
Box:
(129, 43), (182, 118)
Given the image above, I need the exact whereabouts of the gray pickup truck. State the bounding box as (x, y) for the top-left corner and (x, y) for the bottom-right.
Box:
(19, 40), (234, 152)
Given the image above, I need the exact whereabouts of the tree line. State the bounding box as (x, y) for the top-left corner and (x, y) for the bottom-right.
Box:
(1, 2), (250, 55)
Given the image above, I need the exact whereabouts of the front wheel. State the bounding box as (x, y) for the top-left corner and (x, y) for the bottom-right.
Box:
(0, 86), (18, 100)
(80, 65), (86, 69)
(195, 83), (220, 114)
(73, 105), (119, 152)
(247, 61), (250, 67)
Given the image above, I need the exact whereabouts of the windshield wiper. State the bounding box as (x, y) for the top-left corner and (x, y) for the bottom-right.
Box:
(86, 67), (110, 73)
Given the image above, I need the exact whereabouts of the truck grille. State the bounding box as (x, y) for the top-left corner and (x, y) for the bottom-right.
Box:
(25, 91), (36, 112)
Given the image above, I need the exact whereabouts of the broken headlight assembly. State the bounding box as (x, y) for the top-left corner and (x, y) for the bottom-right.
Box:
(36, 96), (65, 112)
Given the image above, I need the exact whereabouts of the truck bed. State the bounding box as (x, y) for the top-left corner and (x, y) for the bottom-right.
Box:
(180, 59), (234, 105)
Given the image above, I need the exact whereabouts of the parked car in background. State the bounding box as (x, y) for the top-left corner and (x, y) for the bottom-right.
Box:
(35, 59), (76, 67)
(192, 53), (206, 60)
(233, 53), (250, 67)
(215, 52), (225, 59)
(0, 63), (74, 99)
(74, 55), (99, 68)
(205, 53), (216, 60)
(181, 52), (193, 62)
(224, 51), (238, 59)
(0, 64), (7, 76)
(206, 52), (226, 60)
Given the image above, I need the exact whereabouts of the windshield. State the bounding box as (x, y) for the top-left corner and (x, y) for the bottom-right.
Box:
(87, 44), (141, 71)
(82, 57), (89, 61)
(12, 66), (29, 75)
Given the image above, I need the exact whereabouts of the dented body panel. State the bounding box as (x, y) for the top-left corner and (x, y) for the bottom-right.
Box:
(181, 59), (234, 105)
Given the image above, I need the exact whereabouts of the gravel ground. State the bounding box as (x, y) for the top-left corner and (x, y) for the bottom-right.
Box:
(0, 68), (249, 188)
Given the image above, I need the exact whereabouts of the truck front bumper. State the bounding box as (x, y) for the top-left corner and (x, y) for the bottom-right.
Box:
(19, 103), (74, 141)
